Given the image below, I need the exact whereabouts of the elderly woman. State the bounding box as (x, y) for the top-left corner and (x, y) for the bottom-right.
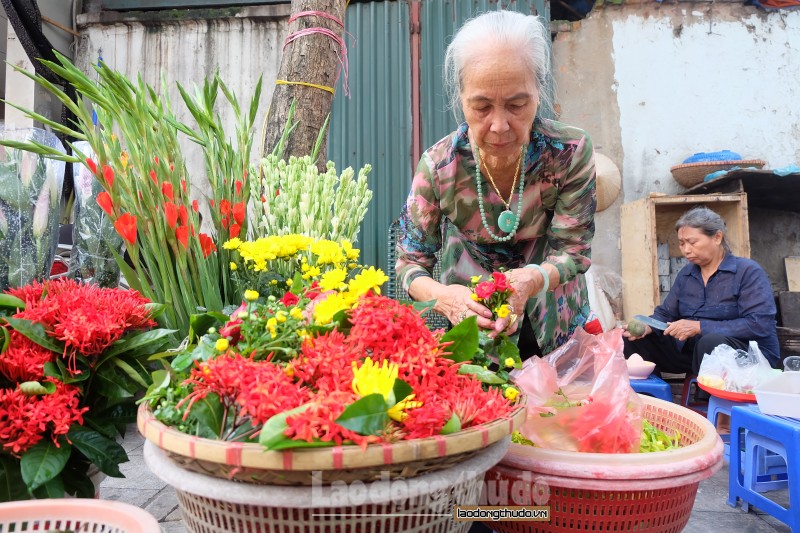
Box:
(623, 206), (780, 374)
(395, 10), (596, 359)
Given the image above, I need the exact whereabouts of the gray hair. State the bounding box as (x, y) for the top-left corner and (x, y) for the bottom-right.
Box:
(443, 11), (552, 122)
(675, 206), (731, 253)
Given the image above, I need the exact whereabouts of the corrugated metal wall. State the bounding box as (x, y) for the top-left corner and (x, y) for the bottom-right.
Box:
(420, 0), (550, 150)
(328, 1), (412, 276)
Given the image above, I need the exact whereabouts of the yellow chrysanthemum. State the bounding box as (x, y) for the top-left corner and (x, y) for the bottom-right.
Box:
(320, 268), (348, 292)
(229, 262), (237, 271)
(276, 310), (287, 323)
(496, 304), (511, 319)
(285, 278), (293, 287)
(311, 239), (346, 265)
(215, 338), (229, 352)
(267, 317), (278, 329)
(471, 293), (480, 301)
(244, 290), (259, 301)
(470, 275), (483, 284)
(341, 239), (361, 261)
(284, 364), (295, 378)
(504, 387), (520, 402)
(348, 267), (389, 297)
(290, 307), (304, 320)
(313, 293), (350, 325)
(352, 357), (398, 401)
(388, 394), (423, 422)
(504, 357), (516, 368)
(302, 266), (321, 280)
(223, 237), (243, 250)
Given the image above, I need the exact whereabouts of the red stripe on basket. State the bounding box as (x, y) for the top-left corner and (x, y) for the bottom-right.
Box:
(481, 426), (489, 447)
(157, 426), (164, 448)
(283, 451), (293, 470)
(382, 442), (393, 465)
(508, 416), (514, 432)
(332, 446), (343, 469)
(435, 435), (446, 457)
(226, 442), (243, 466)
(188, 437), (197, 459)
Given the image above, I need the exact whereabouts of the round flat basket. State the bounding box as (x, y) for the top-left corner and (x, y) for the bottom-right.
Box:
(145, 438), (509, 533)
(484, 396), (724, 533)
(0, 499), (160, 533)
(670, 159), (765, 189)
(137, 398), (526, 486)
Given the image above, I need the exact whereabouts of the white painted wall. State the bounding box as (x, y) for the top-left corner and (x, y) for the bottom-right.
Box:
(553, 4), (800, 281)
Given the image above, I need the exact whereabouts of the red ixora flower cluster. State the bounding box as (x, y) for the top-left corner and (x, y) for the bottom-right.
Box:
(0, 380), (88, 456)
(3, 278), (156, 372)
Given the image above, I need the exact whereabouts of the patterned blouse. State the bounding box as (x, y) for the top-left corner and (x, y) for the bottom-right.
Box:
(395, 118), (597, 354)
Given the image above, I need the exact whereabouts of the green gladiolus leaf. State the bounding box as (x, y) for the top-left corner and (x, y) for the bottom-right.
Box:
(20, 439), (71, 491)
(440, 413), (462, 435)
(441, 315), (479, 363)
(0, 456), (29, 502)
(68, 426), (128, 478)
(335, 394), (389, 436)
(4, 317), (62, 353)
(260, 403), (317, 450)
(144, 302), (167, 318)
(19, 381), (57, 395)
(457, 364), (507, 385)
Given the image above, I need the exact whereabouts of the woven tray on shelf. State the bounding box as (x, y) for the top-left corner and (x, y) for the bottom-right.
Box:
(137, 399), (526, 486)
(670, 159), (765, 189)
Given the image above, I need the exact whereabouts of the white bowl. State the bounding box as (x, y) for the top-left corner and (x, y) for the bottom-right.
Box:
(627, 361), (656, 380)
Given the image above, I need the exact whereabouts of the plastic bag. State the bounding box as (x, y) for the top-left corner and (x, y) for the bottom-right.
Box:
(698, 341), (776, 394)
(511, 327), (643, 453)
(585, 269), (615, 332)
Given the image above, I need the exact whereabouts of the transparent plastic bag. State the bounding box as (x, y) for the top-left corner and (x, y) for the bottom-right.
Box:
(511, 327), (643, 453)
(698, 341), (776, 394)
(0, 127), (65, 291)
(67, 142), (123, 287)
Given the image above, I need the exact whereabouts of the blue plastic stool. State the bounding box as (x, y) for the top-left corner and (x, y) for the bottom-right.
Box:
(707, 396), (742, 462)
(680, 375), (708, 414)
(630, 374), (673, 402)
(728, 406), (799, 532)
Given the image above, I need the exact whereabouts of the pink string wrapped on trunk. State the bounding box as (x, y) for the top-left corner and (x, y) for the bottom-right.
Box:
(283, 10), (350, 97)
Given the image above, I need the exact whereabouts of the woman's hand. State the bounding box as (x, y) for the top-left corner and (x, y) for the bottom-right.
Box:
(497, 267), (546, 336)
(664, 319), (701, 341)
(434, 283), (495, 331)
(622, 322), (652, 341)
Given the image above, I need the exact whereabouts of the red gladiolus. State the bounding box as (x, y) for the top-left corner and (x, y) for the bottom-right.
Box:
(161, 182), (174, 201)
(164, 202), (178, 229)
(219, 199), (231, 216)
(178, 205), (188, 226)
(86, 158), (97, 174)
(198, 233), (217, 258)
(114, 213), (137, 245)
(154, 156), (159, 165)
(102, 165), (115, 189)
(149, 170), (157, 184)
(97, 192), (114, 217)
(276, 189), (280, 197)
(280, 291), (299, 307)
(261, 195), (267, 203)
(192, 199), (199, 213)
(221, 216), (229, 229)
(235, 180), (243, 196)
(232, 202), (245, 225)
(175, 225), (188, 249)
(209, 199), (215, 208)
(181, 179), (187, 193)
(190, 224), (195, 237)
(170, 164), (174, 171)
(229, 223), (241, 239)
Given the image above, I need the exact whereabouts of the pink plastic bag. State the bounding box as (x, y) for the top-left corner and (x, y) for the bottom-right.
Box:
(511, 327), (643, 453)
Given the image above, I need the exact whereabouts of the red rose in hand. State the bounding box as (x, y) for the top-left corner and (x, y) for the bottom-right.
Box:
(474, 281), (497, 300)
(492, 271), (512, 292)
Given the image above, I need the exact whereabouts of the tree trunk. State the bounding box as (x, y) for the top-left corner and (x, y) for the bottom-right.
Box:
(263, 0), (347, 164)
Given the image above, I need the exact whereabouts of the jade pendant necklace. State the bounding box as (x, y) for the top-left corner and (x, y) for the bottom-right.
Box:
(474, 144), (526, 242)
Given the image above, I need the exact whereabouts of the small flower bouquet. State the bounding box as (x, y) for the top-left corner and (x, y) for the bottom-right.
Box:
(0, 279), (171, 500)
(143, 238), (521, 461)
(468, 271), (523, 373)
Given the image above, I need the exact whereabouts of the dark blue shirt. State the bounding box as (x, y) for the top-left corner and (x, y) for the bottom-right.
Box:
(652, 253), (779, 364)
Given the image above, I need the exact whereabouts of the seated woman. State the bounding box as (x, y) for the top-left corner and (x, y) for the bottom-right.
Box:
(623, 206), (780, 374)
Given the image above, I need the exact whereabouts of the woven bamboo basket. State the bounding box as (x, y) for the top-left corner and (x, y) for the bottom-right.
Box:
(670, 159), (765, 189)
(138, 398), (526, 486)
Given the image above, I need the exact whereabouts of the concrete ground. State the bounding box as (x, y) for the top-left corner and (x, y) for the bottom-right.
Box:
(101, 422), (792, 533)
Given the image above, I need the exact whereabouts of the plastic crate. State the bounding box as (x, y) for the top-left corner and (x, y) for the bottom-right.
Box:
(754, 371), (800, 417)
(0, 499), (160, 532)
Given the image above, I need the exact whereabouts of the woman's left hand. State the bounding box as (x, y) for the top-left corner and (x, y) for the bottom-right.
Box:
(663, 319), (701, 341)
(494, 267), (545, 336)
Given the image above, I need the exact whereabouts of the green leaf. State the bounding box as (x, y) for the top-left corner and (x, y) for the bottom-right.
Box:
(68, 426), (128, 478)
(31, 475), (65, 499)
(189, 312), (228, 343)
(411, 299), (436, 315)
(108, 245), (144, 294)
(188, 393), (223, 438)
(144, 302), (167, 318)
(4, 317), (62, 353)
(441, 413), (462, 435)
(0, 456), (29, 502)
(20, 439), (71, 491)
(392, 379), (413, 404)
(0, 326), (8, 354)
(440, 315), (479, 363)
(144, 369), (171, 399)
(259, 403), (314, 450)
(113, 359), (149, 388)
(335, 394), (389, 436)
(172, 337), (215, 372)
(496, 336), (522, 369)
(93, 365), (135, 405)
(0, 294), (25, 312)
(457, 364), (507, 385)
(100, 328), (178, 361)
(43, 361), (63, 380)
(62, 462), (95, 498)
(19, 381), (57, 395)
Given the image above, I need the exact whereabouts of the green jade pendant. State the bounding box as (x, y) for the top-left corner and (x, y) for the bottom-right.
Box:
(498, 210), (517, 233)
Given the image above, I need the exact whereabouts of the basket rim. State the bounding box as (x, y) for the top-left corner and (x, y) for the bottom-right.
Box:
(0, 499), (160, 529)
(137, 398), (526, 472)
(669, 159), (766, 173)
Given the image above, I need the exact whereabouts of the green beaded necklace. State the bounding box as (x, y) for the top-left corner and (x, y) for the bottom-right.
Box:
(474, 144), (527, 242)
